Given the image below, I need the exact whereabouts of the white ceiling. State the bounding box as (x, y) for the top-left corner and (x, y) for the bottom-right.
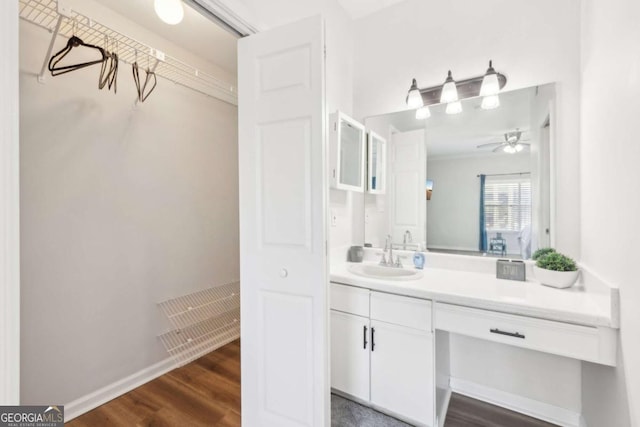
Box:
(337, 0), (407, 20)
(101, 0), (238, 73)
(378, 86), (536, 158)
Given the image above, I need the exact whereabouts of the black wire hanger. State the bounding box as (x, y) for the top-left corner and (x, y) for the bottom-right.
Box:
(132, 51), (157, 102)
(48, 19), (108, 76)
(98, 36), (118, 93)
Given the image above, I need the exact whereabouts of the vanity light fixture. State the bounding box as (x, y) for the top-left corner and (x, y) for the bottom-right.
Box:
(440, 71), (459, 103)
(406, 79), (424, 109)
(405, 62), (507, 119)
(154, 0), (184, 25)
(480, 61), (500, 96)
(480, 60), (501, 110)
(445, 101), (463, 115)
(415, 106), (431, 119)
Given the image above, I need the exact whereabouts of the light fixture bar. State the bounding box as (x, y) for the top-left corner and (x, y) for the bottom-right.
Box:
(416, 73), (507, 107)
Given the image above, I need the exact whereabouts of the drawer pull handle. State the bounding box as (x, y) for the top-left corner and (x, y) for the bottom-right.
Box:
(363, 325), (368, 349)
(490, 328), (525, 339)
(371, 327), (376, 351)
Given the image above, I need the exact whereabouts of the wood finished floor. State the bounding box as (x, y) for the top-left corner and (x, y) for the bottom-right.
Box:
(68, 339), (556, 427)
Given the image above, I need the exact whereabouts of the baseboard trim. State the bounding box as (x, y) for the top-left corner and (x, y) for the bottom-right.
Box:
(64, 333), (241, 422)
(450, 377), (581, 427)
(64, 356), (176, 422)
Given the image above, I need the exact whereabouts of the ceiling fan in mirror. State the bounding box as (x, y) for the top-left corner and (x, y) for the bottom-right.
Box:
(477, 129), (530, 154)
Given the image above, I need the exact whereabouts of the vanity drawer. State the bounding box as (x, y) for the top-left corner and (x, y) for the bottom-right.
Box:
(434, 302), (615, 365)
(371, 292), (432, 331)
(330, 283), (370, 317)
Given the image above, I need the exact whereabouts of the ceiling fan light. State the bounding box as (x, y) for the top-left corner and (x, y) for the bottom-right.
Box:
(440, 70), (459, 103)
(481, 94), (500, 110)
(406, 78), (424, 109)
(154, 0), (184, 25)
(503, 145), (516, 154)
(480, 60), (500, 96)
(515, 144), (524, 152)
(445, 100), (463, 115)
(415, 106), (431, 119)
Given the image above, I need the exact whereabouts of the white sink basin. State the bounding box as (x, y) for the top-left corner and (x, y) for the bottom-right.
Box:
(348, 264), (424, 281)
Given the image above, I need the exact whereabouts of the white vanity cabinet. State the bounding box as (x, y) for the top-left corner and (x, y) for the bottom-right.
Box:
(329, 111), (366, 191)
(330, 311), (370, 401)
(330, 283), (435, 426)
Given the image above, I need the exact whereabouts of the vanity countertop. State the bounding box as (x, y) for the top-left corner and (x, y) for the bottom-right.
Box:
(330, 262), (618, 328)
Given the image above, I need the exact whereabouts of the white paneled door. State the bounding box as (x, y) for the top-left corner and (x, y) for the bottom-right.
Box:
(238, 15), (328, 427)
(389, 129), (426, 245)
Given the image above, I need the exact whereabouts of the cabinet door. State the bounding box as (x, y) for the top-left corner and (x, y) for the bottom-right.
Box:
(370, 321), (434, 426)
(331, 310), (370, 401)
(330, 112), (366, 191)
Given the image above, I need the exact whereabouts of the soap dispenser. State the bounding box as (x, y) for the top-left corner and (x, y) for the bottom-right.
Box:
(413, 244), (425, 270)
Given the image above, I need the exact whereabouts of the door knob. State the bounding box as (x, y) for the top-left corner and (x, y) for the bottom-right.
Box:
(280, 269), (288, 278)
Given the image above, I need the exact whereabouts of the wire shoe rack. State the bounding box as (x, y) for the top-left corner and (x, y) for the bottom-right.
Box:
(158, 281), (240, 367)
(19, 0), (238, 105)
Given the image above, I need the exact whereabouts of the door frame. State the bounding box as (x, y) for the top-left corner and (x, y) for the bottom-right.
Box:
(0, 0), (21, 405)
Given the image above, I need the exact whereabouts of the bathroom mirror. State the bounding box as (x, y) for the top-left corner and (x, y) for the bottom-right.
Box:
(362, 84), (555, 259)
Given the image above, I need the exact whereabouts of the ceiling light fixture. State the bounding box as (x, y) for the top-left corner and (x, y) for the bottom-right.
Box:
(503, 145), (517, 154)
(445, 101), (463, 115)
(440, 70), (459, 103)
(154, 0), (184, 25)
(415, 106), (431, 119)
(406, 78), (424, 109)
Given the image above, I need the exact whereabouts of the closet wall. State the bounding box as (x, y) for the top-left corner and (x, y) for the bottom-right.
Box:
(19, 13), (239, 407)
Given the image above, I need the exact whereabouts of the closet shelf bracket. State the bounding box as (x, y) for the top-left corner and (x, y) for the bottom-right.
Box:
(37, 15), (63, 84)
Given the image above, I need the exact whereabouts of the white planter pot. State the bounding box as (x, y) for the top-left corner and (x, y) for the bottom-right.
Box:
(533, 266), (580, 289)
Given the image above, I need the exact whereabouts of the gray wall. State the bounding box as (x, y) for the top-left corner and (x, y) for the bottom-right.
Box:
(19, 22), (239, 405)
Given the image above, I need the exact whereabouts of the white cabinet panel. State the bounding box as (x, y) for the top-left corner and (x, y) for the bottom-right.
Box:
(330, 283), (369, 317)
(331, 310), (370, 402)
(371, 291), (432, 331)
(435, 302), (616, 366)
(370, 321), (435, 426)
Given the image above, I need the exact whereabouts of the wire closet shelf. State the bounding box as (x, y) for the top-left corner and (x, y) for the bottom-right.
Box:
(158, 281), (240, 367)
(19, 0), (238, 105)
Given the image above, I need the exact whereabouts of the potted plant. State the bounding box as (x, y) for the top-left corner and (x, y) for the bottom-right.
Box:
(532, 250), (580, 289)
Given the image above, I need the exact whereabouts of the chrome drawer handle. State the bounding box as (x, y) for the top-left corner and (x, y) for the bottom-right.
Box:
(490, 328), (525, 339)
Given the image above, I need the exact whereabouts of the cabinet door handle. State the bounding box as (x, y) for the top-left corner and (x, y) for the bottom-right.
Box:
(371, 327), (376, 351)
(363, 325), (368, 349)
(490, 328), (525, 339)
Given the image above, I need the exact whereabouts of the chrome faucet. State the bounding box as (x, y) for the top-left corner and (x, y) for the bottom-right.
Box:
(403, 230), (413, 250)
(378, 235), (399, 267)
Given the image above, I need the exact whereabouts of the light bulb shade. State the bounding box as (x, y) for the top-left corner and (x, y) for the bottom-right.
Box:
(445, 101), (462, 115)
(406, 78), (423, 109)
(481, 94), (500, 110)
(480, 73), (500, 96)
(415, 106), (431, 119)
(440, 71), (458, 103)
(515, 144), (524, 152)
(503, 145), (516, 154)
(154, 0), (184, 25)
(480, 61), (500, 96)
